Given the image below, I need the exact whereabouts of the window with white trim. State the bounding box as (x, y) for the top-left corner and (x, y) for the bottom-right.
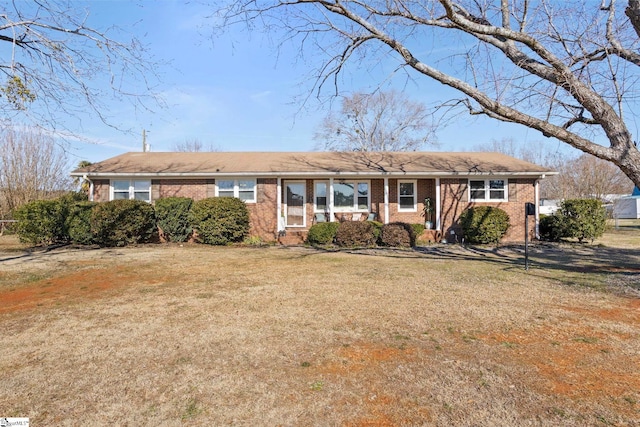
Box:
(216, 179), (257, 202)
(333, 181), (369, 212)
(111, 180), (151, 202)
(314, 181), (328, 212)
(469, 179), (508, 202)
(398, 180), (417, 211)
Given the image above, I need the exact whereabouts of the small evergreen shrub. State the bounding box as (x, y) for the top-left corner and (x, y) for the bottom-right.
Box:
(560, 199), (606, 242)
(540, 199), (606, 243)
(66, 201), (96, 245)
(91, 199), (157, 246)
(335, 221), (377, 247)
(189, 197), (250, 245)
(14, 199), (67, 245)
(307, 221), (340, 245)
(155, 197), (193, 242)
(368, 221), (383, 243)
(459, 206), (510, 245)
(380, 222), (416, 247)
(539, 214), (565, 242)
(411, 223), (425, 238)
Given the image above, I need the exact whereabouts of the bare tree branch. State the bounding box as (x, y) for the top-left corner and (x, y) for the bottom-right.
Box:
(0, 1), (163, 137)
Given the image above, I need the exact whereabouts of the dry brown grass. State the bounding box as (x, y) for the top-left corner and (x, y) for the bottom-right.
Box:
(0, 232), (639, 426)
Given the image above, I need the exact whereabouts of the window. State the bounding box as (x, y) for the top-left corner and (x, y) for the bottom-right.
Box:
(314, 181), (328, 212)
(469, 179), (508, 202)
(216, 179), (256, 202)
(111, 180), (151, 202)
(398, 180), (417, 211)
(333, 181), (369, 211)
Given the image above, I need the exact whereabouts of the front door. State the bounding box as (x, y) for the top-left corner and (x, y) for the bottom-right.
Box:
(285, 181), (306, 227)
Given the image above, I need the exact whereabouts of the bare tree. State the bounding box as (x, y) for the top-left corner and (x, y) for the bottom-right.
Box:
(212, 0), (640, 187)
(172, 138), (220, 152)
(0, 126), (72, 218)
(0, 1), (161, 135)
(314, 90), (434, 151)
(559, 154), (634, 200)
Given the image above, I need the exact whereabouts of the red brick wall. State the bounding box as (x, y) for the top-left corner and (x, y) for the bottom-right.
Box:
(440, 178), (536, 243)
(92, 180), (110, 202)
(90, 176), (536, 244)
(153, 179), (215, 200)
(249, 178), (278, 241)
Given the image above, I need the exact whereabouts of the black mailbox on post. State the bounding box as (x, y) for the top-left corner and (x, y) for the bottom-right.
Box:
(525, 202), (535, 216)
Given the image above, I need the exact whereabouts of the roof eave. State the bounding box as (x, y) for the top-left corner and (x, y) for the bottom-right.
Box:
(70, 171), (555, 178)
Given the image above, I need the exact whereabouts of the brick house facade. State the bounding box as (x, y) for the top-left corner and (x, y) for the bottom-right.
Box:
(73, 151), (553, 244)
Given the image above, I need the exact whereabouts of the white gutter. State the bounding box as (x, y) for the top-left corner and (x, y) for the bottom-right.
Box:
(70, 171), (557, 179)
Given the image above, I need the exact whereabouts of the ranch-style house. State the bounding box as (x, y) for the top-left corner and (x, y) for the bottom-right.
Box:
(71, 151), (554, 244)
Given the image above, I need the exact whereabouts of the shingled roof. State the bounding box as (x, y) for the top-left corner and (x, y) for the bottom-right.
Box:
(71, 151), (553, 177)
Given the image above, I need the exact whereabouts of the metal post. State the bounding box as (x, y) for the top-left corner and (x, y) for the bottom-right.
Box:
(525, 213), (529, 271)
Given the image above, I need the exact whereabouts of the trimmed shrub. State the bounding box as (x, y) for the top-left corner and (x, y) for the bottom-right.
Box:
(66, 201), (97, 245)
(539, 214), (565, 242)
(410, 223), (425, 238)
(459, 206), (510, 245)
(14, 199), (67, 245)
(380, 222), (416, 247)
(540, 199), (607, 243)
(91, 199), (157, 247)
(368, 221), (383, 243)
(155, 197), (193, 242)
(307, 221), (340, 245)
(334, 221), (377, 247)
(189, 197), (250, 245)
(560, 199), (606, 242)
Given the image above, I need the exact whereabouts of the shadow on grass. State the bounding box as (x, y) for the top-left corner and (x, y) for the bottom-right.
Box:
(294, 242), (640, 296)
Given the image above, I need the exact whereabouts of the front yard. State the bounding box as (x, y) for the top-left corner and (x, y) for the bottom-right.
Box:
(0, 231), (638, 425)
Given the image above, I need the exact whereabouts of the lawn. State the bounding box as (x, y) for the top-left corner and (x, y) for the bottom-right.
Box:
(0, 231), (638, 426)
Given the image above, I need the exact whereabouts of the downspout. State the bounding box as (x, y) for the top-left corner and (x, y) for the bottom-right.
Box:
(83, 174), (94, 202)
(383, 177), (389, 224)
(277, 178), (283, 234)
(435, 178), (441, 231)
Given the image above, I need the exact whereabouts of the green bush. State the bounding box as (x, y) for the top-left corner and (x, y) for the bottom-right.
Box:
(189, 197), (250, 245)
(380, 222), (416, 247)
(307, 221), (340, 245)
(540, 199), (606, 243)
(369, 221), (383, 243)
(539, 214), (565, 242)
(410, 223), (425, 238)
(66, 201), (96, 245)
(335, 221), (377, 247)
(91, 199), (157, 247)
(14, 199), (67, 245)
(155, 197), (193, 242)
(459, 206), (510, 245)
(561, 198), (606, 242)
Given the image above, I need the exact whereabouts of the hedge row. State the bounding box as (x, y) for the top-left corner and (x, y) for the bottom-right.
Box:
(307, 207), (512, 248)
(307, 221), (418, 248)
(14, 195), (250, 247)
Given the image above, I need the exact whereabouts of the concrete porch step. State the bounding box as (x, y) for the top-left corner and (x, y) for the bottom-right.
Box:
(278, 231), (308, 246)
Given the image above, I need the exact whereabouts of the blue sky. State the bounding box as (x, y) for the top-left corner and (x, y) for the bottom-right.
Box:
(63, 0), (569, 164)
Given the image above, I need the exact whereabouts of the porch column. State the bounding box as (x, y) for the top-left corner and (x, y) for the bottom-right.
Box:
(276, 178), (283, 232)
(534, 178), (540, 239)
(435, 178), (441, 231)
(329, 178), (335, 222)
(383, 177), (389, 224)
